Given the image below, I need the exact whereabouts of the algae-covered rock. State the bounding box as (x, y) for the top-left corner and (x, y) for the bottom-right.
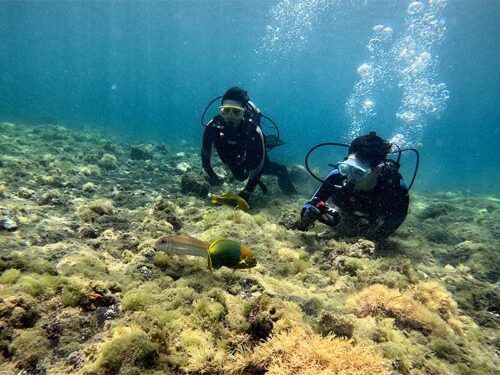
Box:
(82, 182), (96, 192)
(57, 249), (109, 280)
(90, 327), (158, 374)
(99, 153), (118, 170)
(180, 171), (209, 197)
(77, 199), (114, 222)
(8, 328), (51, 371)
(243, 294), (304, 341)
(0, 268), (21, 284)
(122, 291), (153, 312)
(130, 145), (153, 160)
(153, 196), (182, 230)
(37, 189), (65, 206)
(0, 293), (39, 329)
(319, 312), (356, 338)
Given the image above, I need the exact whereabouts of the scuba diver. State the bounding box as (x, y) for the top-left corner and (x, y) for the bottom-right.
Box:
(297, 132), (411, 241)
(201, 87), (297, 202)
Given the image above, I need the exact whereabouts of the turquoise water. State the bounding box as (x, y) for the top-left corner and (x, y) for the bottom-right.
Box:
(0, 0), (498, 194)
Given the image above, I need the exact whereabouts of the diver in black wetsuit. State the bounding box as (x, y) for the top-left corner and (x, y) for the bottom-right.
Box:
(201, 87), (297, 201)
(297, 132), (409, 241)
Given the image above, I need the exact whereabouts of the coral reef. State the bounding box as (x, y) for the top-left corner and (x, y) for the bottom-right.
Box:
(0, 122), (498, 374)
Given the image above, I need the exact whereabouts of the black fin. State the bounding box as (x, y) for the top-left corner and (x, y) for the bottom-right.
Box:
(264, 135), (285, 147)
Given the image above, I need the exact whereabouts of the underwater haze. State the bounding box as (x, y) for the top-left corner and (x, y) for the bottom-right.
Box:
(1, 1), (500, 374)
(1, 0), (499, 194)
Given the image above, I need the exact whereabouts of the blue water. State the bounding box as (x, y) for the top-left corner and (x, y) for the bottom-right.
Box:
(1, 0), (498, 194)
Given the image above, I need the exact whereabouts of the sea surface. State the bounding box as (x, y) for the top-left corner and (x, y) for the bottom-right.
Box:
(1, 0), (498, 194)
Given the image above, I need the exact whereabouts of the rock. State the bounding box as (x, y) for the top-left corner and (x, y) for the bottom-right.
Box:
(17, 187), (35, 199)
(99, 154), (118, 170)
(137, 265), (153, 280)
(0, 217), (17, 231)
(180, 172), (209, 197)
(37, 190), (65, 206)
(289, 165), (311, 185)
(348, 239), (376, 257)
(95, 304), (120, 327)
(176, 162), (191, 173)
(130, 146), (153, 160)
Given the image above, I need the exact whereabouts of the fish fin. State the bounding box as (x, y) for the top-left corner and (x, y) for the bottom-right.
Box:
(207, 252), (214, 273)
(207, 239), (224, 272)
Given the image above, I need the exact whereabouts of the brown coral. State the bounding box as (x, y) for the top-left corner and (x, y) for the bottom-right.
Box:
(230, 325), (389, 374)
(347, 283), (454, 337)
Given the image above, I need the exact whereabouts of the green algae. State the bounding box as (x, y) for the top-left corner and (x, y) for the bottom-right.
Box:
(122, 291), (153, 312)
(0, 268), (21, 284)
(8, 329), (51, 370)
(89, 327), (159, 374)
(14, 274), (64, 298)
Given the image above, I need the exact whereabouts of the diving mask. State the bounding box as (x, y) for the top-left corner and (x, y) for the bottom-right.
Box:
(337, 159), (371, 182)
(219, 105), (245, 119)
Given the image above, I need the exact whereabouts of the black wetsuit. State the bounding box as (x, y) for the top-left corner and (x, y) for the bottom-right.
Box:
(306, 162), (409, 240)
(201, 114), (295, 195)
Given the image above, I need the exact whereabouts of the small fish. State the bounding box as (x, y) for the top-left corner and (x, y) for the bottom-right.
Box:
(211, 193), (249, 210)
(153, 235), (257, 272)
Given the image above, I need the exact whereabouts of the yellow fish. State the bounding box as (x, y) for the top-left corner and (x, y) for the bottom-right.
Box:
(153, 235), (256, 272)
(210, 193), (249, 210)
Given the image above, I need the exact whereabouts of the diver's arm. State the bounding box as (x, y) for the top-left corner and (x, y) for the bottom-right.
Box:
(307, 170), (342, 206)
(201, 125), (217, 176)
(240, 127), (266, 198)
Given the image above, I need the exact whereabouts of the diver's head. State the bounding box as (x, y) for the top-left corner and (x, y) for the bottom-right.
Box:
(348, 132), (391, 168)
(338, 132), (390, 187)
(219, 87), (249, 127)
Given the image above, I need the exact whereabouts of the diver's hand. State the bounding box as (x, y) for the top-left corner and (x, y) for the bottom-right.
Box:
(238, 190), (251, 202)
(317, 206), (341, 227)
(297, 204), (321, 231)
(207, 172), (223, 186)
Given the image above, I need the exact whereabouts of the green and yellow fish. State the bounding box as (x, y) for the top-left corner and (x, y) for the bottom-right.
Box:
(210, 193), (249, 210)
(153, 234), (256, 272)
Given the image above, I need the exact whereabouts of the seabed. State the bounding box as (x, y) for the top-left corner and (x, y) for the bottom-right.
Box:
(0, 122), (498, 374)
